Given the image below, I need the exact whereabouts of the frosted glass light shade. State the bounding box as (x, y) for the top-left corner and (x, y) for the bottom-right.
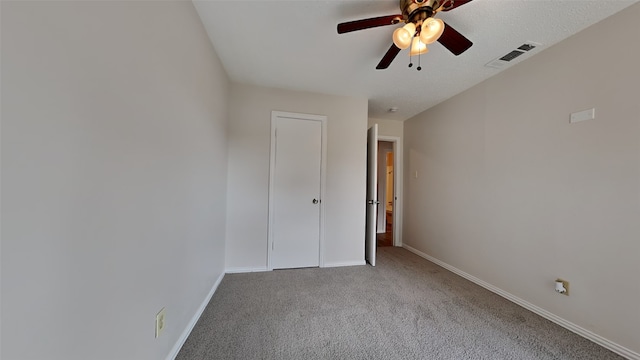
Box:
(420, 18), (445, 44)
(392, 23), (416, 49)
(409, 38), (428, 56)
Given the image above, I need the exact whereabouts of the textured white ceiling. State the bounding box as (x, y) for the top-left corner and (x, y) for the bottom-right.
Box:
(193, 0), (638, 121)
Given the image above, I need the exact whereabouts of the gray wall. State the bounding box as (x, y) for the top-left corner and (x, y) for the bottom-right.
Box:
(1, 2), (229, 359)
(225, 83), (368, 271)
(403, 3), (640, 354)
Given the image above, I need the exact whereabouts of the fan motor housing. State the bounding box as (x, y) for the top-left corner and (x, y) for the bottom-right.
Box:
(400, 0), (443, 22)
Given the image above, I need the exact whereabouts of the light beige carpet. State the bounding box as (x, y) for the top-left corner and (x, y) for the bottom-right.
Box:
(177, 247), (623, 360)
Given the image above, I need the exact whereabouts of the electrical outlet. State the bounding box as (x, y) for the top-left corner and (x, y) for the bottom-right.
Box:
(155, 308), (166, 338)
(555, 279), (570, 296)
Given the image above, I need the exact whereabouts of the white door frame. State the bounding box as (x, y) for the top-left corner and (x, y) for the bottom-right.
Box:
(268, 111), (328, 270)
(378, 135), (403, 247)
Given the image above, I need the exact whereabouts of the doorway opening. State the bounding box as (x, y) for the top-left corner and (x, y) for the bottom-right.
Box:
(377, 141), (394, 247)
(366, 129), (403, 263)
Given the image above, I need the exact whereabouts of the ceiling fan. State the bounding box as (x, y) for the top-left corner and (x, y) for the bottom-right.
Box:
(337, 0), (474, 70)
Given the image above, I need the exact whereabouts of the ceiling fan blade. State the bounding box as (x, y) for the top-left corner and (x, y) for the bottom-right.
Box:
(440, 0), (473, 12)
(337, 14), (403, 34)
(376, 44), (402, 70)
(438, 22), (473, 55)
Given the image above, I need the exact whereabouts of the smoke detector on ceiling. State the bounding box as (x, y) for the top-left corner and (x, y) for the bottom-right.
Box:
(485, 42), (541, 69)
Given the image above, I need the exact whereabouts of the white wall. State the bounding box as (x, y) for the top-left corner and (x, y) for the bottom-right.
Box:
(403, 3), (640, 356)
(1, 2), (229, 359)
(368, 117), (403, 138)
(226, 83), (368, 271)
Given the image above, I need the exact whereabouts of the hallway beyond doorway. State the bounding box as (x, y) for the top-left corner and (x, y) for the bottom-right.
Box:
(377, 216), (393, 247)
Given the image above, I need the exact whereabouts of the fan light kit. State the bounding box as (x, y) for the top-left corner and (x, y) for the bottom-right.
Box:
(393, 17), (444, 51)
(337, 0), (474, 70)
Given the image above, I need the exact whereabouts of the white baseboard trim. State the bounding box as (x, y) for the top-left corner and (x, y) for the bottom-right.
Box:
(402, 244), (640, 360)
(226, 262), (367, 272)
(165, 272), (225, 360)
(225, 267), (269, 274)
(322, 260), (366, 268)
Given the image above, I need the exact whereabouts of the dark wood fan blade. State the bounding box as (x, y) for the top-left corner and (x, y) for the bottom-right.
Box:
(337, 14), (403, 34)
(376, 44), (402, 70)
(440, 0), (473, 12)
(438, 22), (473, 55)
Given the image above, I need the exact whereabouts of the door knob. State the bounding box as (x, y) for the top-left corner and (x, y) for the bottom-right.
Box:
(312, 199), (319, 204)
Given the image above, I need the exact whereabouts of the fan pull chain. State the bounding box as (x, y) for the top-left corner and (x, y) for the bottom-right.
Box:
(408, 31), (422, 71)
(416, 26), (422, 71)
(408, 32), (415, 68)
(409, 50), (422, 71)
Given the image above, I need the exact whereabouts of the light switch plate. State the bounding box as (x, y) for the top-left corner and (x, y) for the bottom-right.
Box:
(570, 108), (595, 123)
(155, 308), (166, 338)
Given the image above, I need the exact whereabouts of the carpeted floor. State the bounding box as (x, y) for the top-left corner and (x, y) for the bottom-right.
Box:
(176, 247), (623, 360)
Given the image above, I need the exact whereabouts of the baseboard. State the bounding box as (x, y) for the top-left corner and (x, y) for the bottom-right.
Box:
(322, 260), (366, 268)
(165, 272), (225, 360)
(225, 267), (269, 274)
(402, 245), (640, 360)
(226, 262), (367, 272)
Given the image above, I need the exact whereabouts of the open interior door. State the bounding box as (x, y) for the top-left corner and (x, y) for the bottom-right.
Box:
(365, 125), (378, 266)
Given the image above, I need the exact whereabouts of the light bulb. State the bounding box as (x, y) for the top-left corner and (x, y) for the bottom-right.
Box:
(420, 18), (445, 45)
(392, 23), (416, 50)
(409, 37), (428, 56)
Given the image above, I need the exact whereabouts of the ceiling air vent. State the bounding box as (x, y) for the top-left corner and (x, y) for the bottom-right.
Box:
(500, 50), (525, 62)
(485, 42), (541, 69)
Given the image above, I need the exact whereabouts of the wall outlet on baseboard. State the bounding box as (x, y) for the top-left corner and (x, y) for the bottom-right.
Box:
(156, 307), (166, 338)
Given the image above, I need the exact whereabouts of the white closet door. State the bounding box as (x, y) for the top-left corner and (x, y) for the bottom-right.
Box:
(271, 115), (322, 269)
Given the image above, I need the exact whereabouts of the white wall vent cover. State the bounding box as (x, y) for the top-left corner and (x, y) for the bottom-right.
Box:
(485, 42), (542, 69)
